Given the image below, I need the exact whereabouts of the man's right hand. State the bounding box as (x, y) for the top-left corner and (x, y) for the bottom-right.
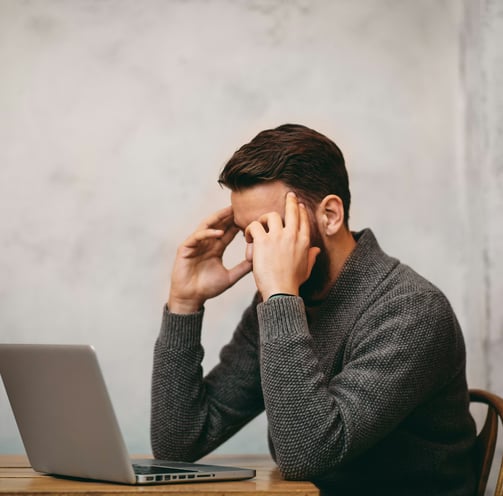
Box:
(167, 206), (252, 314)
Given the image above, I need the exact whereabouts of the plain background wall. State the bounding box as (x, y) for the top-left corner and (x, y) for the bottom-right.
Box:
(0, 0), (501, 471)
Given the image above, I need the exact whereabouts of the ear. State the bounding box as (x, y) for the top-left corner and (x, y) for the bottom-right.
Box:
(316, 195), (345, 236)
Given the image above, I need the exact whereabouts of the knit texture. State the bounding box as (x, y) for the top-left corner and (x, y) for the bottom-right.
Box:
(151, 229), (476, 495)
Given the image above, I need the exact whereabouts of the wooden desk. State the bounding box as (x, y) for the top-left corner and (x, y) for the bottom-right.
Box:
(0, 454), (319, 495)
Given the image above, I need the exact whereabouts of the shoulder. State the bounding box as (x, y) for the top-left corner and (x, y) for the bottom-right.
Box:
(348, 269), (465, 372)
(335, 228), (462, 343)
(350, 229), (459, 335)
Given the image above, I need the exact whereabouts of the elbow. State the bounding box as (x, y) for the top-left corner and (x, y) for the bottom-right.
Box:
(275, 452), (325, 481)
(151, 442), (166, 461)
(151, 422), (211, 462)
(151, 434), (174, 461)
(150, 429), (196, 462)
(150, 412), (199, 461)
(272, 437), (348, 481)
(151, 439), (199, 463)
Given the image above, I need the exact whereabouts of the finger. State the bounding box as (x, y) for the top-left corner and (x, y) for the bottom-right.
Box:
(257, 211), (283, 234)
(219, 222), (241, 246)
(185, 217), (240, 252)
(186, 224), (240, 253)
(198, 206), (234, 231)
(187, 206), (235, 247)
(218, 225), (244, 254)
(185, 228), (225, 248)
(284, 191), (300, 232)
(227, 259), (253, 285)
(245, 242), (253, 262)
(298, 202), (311, 240)
(244, 220), (266, 243)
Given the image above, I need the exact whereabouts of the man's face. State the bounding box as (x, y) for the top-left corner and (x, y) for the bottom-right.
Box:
(231, 181), (330, 304)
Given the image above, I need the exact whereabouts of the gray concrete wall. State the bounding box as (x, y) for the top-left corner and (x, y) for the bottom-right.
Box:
(462, 0), (503, 491)
(0, 0), (500, 473)
(463, 0), (503, 395)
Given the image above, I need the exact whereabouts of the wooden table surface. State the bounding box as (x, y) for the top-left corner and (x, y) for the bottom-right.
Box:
(0, 454), (319, 495)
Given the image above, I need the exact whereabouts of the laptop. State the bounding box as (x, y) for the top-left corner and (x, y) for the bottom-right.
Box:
(0, 343), (255, 484)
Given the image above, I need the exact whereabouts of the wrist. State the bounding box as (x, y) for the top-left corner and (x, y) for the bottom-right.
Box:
(167, 295), (203, 315)
(261, 287), (299, 301)
(267, 292), (297, 301)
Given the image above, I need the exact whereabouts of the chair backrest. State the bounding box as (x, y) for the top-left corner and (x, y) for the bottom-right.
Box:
(470, 389), (503, 496)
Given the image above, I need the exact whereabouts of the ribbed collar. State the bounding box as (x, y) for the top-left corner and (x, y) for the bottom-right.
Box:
(309, 228), (399, 325)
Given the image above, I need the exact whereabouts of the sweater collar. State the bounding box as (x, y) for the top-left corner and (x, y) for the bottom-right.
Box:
(320, 228), (399, 310)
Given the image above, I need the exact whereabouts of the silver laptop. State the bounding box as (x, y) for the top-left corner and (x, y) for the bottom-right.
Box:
(0, 344), (255, 484)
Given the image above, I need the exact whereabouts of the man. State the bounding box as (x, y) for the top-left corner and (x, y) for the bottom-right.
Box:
(151, 124), (476, 495)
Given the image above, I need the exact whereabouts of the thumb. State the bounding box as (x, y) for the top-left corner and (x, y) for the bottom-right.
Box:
(228, 259), (253, 286)
(245, 242), (254, 263)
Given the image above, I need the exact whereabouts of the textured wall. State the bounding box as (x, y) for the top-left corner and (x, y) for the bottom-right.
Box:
(462, 0), (503, 490)
(0, 0), (492, 459)
(462, 0), (503, 396)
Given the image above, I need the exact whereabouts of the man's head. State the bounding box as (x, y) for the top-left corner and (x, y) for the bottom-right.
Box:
(219, 124), (353, 303)
(218, 123), (351, 228)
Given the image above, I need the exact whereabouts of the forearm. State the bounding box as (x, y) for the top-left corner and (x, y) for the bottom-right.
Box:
(151, 307), (212, 461)
(151, 300), (264, 461)
(257, 292), (465, 481)
(258, 297), (347, 480)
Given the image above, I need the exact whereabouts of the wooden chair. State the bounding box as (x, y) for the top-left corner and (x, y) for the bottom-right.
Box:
(470, 389), (503, 496)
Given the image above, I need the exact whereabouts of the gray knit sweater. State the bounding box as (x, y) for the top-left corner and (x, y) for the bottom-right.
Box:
(151, 229), (476, 495)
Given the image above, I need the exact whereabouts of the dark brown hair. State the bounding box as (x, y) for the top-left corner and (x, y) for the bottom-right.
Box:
(218, 124), (351, 226)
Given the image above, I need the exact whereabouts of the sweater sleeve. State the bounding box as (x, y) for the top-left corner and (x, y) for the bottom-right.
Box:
(151, 296), (264, 461)
(257, 291), (464, 480)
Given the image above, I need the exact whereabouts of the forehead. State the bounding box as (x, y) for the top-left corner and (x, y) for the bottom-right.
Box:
(231, 181), (291, 229)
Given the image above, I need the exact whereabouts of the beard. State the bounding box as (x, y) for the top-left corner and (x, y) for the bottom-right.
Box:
(299, 224), (331, 306)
